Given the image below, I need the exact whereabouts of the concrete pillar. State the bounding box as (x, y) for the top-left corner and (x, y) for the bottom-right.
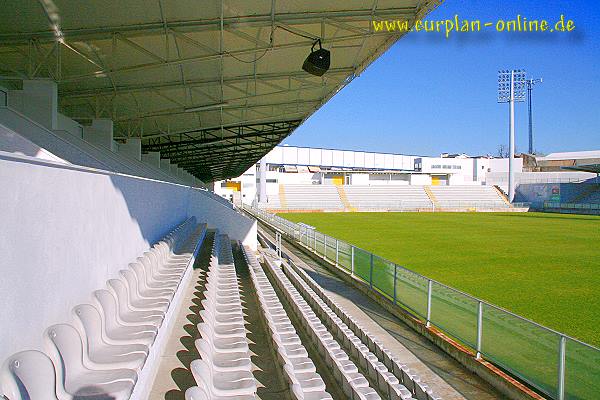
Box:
(141, 151), (161, 169)
(118, 138), (141, 160)
(259, 157), (267, 203)
(83, 119), (114, 149)
(169, 163), (178, 176)
(0, 84), (8, 107)
(159, 159), (171, 174)
(15, 80), (59, 130)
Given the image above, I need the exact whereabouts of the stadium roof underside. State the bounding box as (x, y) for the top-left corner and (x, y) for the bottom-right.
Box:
(561, 164), (600, 174)
(0, 0), (441, 182)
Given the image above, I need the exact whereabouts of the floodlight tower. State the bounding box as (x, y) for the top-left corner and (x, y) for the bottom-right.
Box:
(526, 78), (543, 154)
(498, 69), (526, 203)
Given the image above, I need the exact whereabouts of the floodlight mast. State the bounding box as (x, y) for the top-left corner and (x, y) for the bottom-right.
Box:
(498, 69), (526, 203)
(527, 78), (543, 154)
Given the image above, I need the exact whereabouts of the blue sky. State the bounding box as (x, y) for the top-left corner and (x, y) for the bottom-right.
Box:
(284, 0), (600, 157)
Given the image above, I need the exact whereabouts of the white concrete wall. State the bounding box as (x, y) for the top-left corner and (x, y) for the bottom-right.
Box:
(351, 173), (369, 185)
(264, 145), (418, 171)
(187, 189), (257, 250)
(0, 122), (66, 164)
(57, 113), (84, 138)
(8, 80), (58, 130)
(0, 152), (256, 366)
(488, 157), (523, 173)
(410, 174), (432, 185)
(0, 152), (188, 366)
(119, 138), (142, 161)
(142, 151), (161, 169)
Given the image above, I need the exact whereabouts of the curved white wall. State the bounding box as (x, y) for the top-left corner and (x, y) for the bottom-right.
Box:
(0, 152), (256, 365)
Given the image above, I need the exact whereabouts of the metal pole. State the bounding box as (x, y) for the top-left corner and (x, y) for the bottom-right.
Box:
(476, 301), (483, 359)
(369, 253), (374, 289)
(393, 264), (397, 304)
(527, 81), (533, 154)
(508, 70), (515, 203)
(259, 160), (267, 204)
(324, 235), (327, 260)
(426, 279), (432, 328)
(351, 246), (355, 276)
(335, 239), (339, 266)
(558, 335), (566, 400)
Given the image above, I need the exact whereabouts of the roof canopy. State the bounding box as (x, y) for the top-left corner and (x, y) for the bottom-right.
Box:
(0, 0), (440, 181)
(561, 164), (600, 174)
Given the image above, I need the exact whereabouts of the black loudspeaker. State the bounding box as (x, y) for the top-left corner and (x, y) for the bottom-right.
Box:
(302, 40), (330, 77)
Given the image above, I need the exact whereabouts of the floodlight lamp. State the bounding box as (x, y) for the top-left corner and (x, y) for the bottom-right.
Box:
(302, 39), (330, 77)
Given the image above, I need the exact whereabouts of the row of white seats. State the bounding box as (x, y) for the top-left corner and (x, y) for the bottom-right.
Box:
(282, 185), (344, 210)
(186, 234), (257, 400)
(344, 186), (432, 209)
(241, 245), (332, 400)
(430, 186), (507, 207)
(2, 218), (205, 400)
(282, 260), (439, 400)
(263, 253), (381, 400)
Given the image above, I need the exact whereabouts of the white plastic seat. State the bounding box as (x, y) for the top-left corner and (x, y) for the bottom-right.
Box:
(128, 262), (176, 295)
(199, 308), (245, 327)
(108, 279), (165, 326)
(116, 271), (170, 311)
(1, 350), (59, 400)
(146, 250), (188, 271)
(291, 384), (333, 400)
(185, 385), (255, 400)
(95, 289), (162, 328)
(72, 304), (148, 371)
(94, 290), (157, 346)
(121, 267), (173, 301)
(195, 339), (251, 372)
(197, 321), (246, 339)
(190, 359), (256, 397)
(45, 324), (137, 400)
(143, 251), (186, 277)
(198, 329), (249, 354)
(137, 256), (180, 286)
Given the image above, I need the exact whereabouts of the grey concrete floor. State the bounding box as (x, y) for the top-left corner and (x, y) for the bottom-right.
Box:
(259, 225), (508, 400)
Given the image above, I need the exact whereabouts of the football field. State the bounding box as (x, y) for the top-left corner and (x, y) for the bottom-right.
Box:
(280, 212), (600, 347)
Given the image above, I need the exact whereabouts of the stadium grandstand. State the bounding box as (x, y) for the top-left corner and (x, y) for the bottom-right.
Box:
(213, 145), (599, 213)
(1, 2), (598, 400)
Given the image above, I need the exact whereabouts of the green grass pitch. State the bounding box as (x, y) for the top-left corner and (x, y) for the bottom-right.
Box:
(280, 212), (600, 347)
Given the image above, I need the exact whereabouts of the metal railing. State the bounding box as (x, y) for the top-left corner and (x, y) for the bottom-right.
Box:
(259, 200), (513, 211)
(544, 202), (600, 211)
(244, 205), (600, 400)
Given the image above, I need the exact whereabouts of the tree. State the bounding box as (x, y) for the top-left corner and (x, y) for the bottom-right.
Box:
(497, 144), (509, 158)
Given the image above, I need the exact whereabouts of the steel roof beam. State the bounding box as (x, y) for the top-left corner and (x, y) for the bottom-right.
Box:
(0, 7), (418, 43)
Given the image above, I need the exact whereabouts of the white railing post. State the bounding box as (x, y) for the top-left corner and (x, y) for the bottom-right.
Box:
(476, 301), (483, 359)
(393, 264), (397, 304)
(351, 246), (355, 276)
(369, 253), (374, 289)
(426, 279), (432, 328)
(558, 335), (566, 400)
